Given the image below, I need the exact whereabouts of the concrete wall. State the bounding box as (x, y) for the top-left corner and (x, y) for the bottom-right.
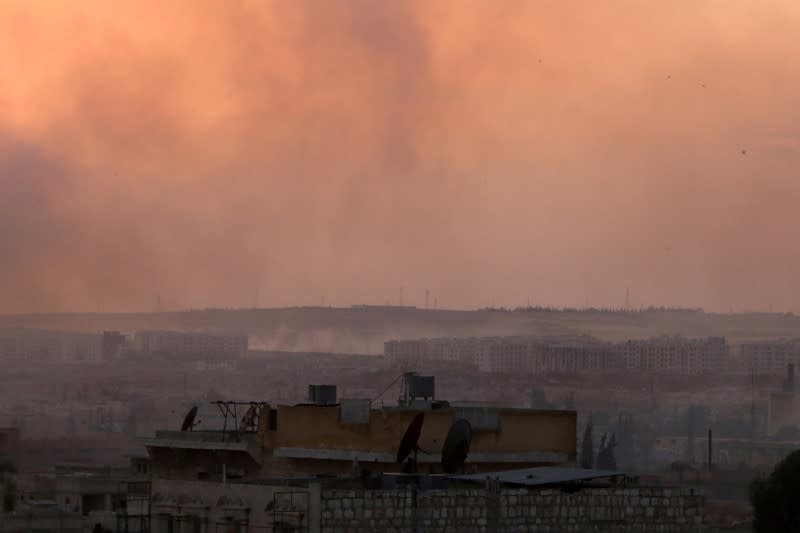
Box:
(150, 479), (309, 533)
(317, 485), (704, 533)
(149, 445), (260, 481)
(0, 510), (84, 532)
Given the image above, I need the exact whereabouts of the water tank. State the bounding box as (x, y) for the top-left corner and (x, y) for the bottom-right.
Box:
(408, 375), (435, 400)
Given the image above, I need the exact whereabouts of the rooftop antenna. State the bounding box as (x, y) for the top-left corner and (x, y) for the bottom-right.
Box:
(181, 406), (200, 432)
(441, 419), (472, 474)
(750, 367), (756, 463)
(397, 413), (425, 474)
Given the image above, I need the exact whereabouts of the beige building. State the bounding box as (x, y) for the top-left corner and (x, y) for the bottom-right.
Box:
(617, 336), (729, 375)
(133, 331), (248, 359)
(0, 328), (102, 363)
(141, 376), (577, 532)
(385, 335), (619, 375)
(741, 339), (800, 374)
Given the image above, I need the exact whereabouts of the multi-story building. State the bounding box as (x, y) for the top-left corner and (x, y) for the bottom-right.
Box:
(386, 335), (620, 375)
(741, 339), (800, 374)
(141, 375), (577, 531)
(387, 335), (730, 375)
(101, 331), (126, 360)
(0, 329), (102, 363)
(11, 459), (151, 532)
(617, 336), (729, 375)
(133, 331), (248, 359)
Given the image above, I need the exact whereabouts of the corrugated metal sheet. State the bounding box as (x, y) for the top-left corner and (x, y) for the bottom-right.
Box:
(448, 466), (624, 486)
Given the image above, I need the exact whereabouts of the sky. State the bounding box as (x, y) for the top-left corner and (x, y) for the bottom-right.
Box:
(1, 0), (799, 313)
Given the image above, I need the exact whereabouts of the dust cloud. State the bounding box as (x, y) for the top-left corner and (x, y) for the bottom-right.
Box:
(1, 1), (799, 313)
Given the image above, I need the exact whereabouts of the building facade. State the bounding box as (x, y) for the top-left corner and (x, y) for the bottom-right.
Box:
(741, 339), (800, 374)
(386, 335), (730, 375)
(386, 335), (620, 375)
(141, 376), (578, 531)
(0, 329), (102, 363)
(133, 331), (248, 359)
(617, 336), (729, 375)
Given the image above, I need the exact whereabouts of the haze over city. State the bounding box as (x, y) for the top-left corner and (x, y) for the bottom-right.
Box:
(1, 1), (799, 314)
(5, 3), (800, 532)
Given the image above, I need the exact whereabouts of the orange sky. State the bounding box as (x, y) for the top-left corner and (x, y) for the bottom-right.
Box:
(1, 1), (799, 313)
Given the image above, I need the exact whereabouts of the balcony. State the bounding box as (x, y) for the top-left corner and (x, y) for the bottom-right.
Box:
(140, 430), (263, 464)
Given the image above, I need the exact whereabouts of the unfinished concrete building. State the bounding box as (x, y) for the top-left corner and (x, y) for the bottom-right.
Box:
(141, 374), (577, 531)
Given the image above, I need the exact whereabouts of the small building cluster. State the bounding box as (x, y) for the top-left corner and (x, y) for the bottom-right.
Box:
(0, 328), (248, 364)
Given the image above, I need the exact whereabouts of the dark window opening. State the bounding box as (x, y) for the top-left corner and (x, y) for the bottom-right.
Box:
(268, 409), (278, 431)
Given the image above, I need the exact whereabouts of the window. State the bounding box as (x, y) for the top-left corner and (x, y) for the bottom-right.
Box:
(268, 409), (278, 431)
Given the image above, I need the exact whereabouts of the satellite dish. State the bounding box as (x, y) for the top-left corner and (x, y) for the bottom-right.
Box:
(181, 406), (199, 432)
(396, 413), (425, 467)
(441, 419), (472, 474)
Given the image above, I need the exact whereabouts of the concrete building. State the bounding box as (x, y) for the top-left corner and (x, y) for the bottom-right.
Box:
(387, 335), (731, 375)
(385, 335), (620, 375)
(0, 328), (102, 363)
(141, 374), (578, 531)
(741, 338), (800, 374)
(101, 331), (126, 360)
(617, 336), (729, 375)
(143, 402), (577, 480)
(133, 330), (248, 359)
(8, 458), (151, 532)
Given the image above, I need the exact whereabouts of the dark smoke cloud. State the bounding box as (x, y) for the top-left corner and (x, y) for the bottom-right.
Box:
(0, 1), (799, 313)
